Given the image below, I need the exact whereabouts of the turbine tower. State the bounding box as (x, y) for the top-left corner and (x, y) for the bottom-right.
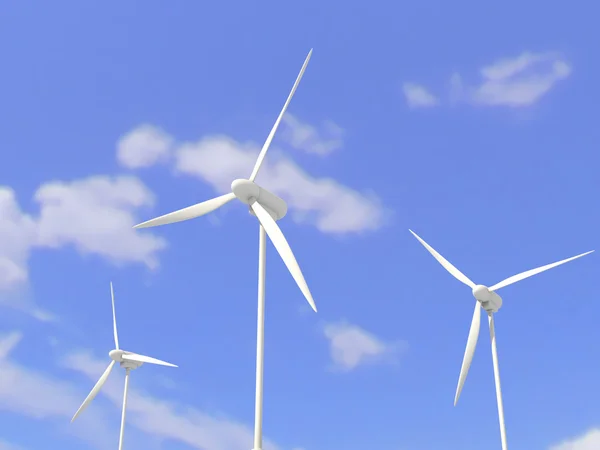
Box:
(71, 282), (177, 450)
(409, 229), (593, 450)
(134, 49), (316, 450)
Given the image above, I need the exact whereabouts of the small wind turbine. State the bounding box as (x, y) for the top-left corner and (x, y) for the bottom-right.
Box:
(409, 229), (593, 450)
(71, 282), (177, 450)
(134, 49), (316, 450)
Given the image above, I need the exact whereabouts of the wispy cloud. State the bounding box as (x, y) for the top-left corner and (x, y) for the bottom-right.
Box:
(549, 428), (600, 450)
(0, 440), (24, 450)
(405, 51), (571, 109)
(279, 113), (344, 156)
(463, 52), (572, 107)
(118, 122), (387, 234)
(323, 321), (408, 371)
(402, 83), (439, 109)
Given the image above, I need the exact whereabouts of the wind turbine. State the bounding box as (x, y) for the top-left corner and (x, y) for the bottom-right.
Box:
(409, 229), (593, 450)
(133, 49), (316, 450)
(71, 282), (177, 450)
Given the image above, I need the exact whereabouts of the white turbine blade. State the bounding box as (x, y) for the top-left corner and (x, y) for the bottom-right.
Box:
(122, 353), (178, 367)
(488, 314), (508, 450)
(250, 201), (317, 312)
(133, 193), (236, 229)
(409, 230), (476, 289)
(454, 301), (481, 406)
(71, 360), (116, 422)
(111, 282), (119, 350)
(489, 250), (594, 292)
(248, 49), (312, 182)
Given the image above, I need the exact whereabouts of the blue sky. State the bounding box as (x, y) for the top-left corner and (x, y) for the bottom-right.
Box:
(0, 1), (599, 449)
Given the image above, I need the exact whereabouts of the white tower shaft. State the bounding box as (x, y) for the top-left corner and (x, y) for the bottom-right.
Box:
(253, 225), (267, 450)
(488, 314), (507, 450)
(118, 368), (131, 450)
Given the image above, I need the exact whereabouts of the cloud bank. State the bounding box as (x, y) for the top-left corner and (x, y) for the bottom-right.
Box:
(117, 116), (386, 234)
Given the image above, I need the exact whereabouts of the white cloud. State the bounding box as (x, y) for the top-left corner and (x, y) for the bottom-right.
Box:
(402, 83), (439, 108)
(0, 176), (167, 312)
(323, 321), (407, 371)
(117, 124), (174, 169)
(279, 113), (344, 156)
(175, 136), (384, 233)
(35, 175), (166, 270)
(0, 189), (36, 290)
(409, 51), (571, 109)
(0, 331), (22, 359)
(550, 428), (600, 450)
(119, 123), (387, 234)
(461, 51), (571, 107)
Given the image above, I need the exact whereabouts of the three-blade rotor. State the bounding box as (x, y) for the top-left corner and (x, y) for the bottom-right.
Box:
(71, 283), (177, 423)
(409, 229), (593, 402)
(410, 229), (593, 450)
(133, 50), (317, 312)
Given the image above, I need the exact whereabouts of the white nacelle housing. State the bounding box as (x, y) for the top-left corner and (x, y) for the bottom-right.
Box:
(231, 179), (288, 221)
(109, 349), (143, 369)
(472, 284), (503, 313)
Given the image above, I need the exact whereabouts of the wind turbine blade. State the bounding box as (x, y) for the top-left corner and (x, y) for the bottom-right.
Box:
(250, 201), (317, 312)
(133, 193), (236, 229)
(409, 230), (476, 289)
(489, 250), (594, 292)
(488, 313), (508, 450)
(122, 353), (178, 367)
(248, 49), (313, 182)
(111, 282), (119, 350)
(71, 360), (116, 422)
(454, 301), (481, 406)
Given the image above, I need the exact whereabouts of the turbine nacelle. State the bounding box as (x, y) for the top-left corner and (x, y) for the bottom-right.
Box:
(472, 284), (503, 313)
(231, 178), (288, 221)
(109, 349), (143, 369)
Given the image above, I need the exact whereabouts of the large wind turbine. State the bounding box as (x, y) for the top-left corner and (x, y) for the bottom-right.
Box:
(71, 283), (177, 450)
(409, 230), (593, 450)
(134, 49), (316, 450)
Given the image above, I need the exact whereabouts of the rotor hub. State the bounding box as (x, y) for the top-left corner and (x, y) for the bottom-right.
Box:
(231, 179), (260, 205)
(472, 284), (503, 313)
(109, 349), (124, 362)
(231, 178), (288, 220)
